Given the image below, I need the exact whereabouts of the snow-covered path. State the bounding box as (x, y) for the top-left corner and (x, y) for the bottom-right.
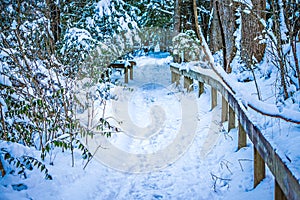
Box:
(0, 53), (274, 200)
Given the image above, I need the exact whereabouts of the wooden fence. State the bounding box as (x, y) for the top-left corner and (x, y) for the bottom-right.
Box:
(170, 64), (300, 200)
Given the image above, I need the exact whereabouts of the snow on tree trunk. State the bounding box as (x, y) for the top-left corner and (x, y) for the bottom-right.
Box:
(271, 0), (289, 99)
(46, 0), (61, 42)
(193, 0), (201, 41)
(173, 0), (181, 63)
(209, 0), (237, 73)
(218, 0), (237, 73)
(241, 0), (266, 65)
(173, 0), (181, 34)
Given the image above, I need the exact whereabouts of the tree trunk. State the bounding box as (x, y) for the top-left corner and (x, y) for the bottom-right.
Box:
(218, 0), (237, 73)
(269, 0), (289, 99)
(209, 0), (223, 53)
(181, 0), (192, 31)
(292, 35), (300, 90)
(215, 1), (227, 72)
(173, 0), (181, 63)
(46, 1), (61, 42)
(283, 0), (300, 90)
(173, 0), (181, 34)
(209, 0), (237, 73)
(241, 0), (266, 65)
(180, 0), (199, 33)
(193, 0), (201, 41)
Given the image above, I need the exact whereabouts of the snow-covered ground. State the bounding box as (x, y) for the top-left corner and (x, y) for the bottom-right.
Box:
(0, 53), (280, 199)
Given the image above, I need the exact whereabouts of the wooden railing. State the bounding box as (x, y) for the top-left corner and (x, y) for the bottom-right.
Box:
(109, 60), (136, 83)
(170, 64), (300, 200)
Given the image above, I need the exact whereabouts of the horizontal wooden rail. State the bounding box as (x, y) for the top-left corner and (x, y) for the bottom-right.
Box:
(211, 65), (300, 124)
(170, 64), (300, 200)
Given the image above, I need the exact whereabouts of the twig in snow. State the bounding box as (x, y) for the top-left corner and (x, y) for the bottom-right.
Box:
(238, 159), (252, 172)
(83, 144), (107, 170)
(220, 159), (233, 175)
(210, 173), (231, 192)
(221, 130), (233, 141)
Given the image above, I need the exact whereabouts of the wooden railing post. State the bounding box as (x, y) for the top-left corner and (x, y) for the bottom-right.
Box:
(124, 67), (129, 83)
(198, 81), (204, 97)
(254, 147), (265, 188)
(211, 87), (217, 109)
(221, 97), (228, 122)
(228, 105), (235, 132)
(275, 180), (287, 200)
(184, 76), (193, 92)
(238, 122), (247, 150)
(171, 71), (180, 86)
(0, 156), (5, 177)
(129, 66), (133, 80)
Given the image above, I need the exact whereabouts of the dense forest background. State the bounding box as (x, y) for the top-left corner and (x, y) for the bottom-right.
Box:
(0, 0), (299, 177)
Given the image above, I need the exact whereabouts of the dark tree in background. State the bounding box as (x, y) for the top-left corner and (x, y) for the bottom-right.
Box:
(241, 0), (266, 66)
(213, 0), (237, 73)
(173, 0), (181, 34)
(46, 0), (61, 42)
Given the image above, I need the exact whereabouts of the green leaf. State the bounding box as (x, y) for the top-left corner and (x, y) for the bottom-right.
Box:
(46, 174), (53, 180)
(4, 153), (11, 160)
(128, 22), (133, 29)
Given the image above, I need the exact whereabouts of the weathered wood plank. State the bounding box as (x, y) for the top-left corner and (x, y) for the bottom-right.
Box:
(211, 87), (217, 110)
(222, 97), (228, 122)
(129, 66), (133, 80)
(254, 147), (266, 187)
(228, 105), (235, 132)
(238, 122), (247, 150)
(129, 61), (136, 80)
(198, 81), (204, 97)
(124, 67), (128, 83)
(109, 63), (125, 68)
(275, 180), (287, 200)
(184, 76), (193, 92)
(171, 71), (180, 86)
(129, 60), (136, 67)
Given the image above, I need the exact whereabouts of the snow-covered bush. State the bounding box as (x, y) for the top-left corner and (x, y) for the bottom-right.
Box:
(172, 30), (203, 62)
(0, 0), (123, 179)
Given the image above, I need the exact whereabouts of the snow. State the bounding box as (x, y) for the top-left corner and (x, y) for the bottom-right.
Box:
(234, 0), (253, 8)
(0, 53), (275, 199)
(212, 62), (300, 123)
(86, 17), (95, 29)
(278, 0), (288, 41)
(11, 20), (17, 30)
(0, 74), (12, 87)
(61, 28), (96, 55)
(96, 0), (111, 18)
